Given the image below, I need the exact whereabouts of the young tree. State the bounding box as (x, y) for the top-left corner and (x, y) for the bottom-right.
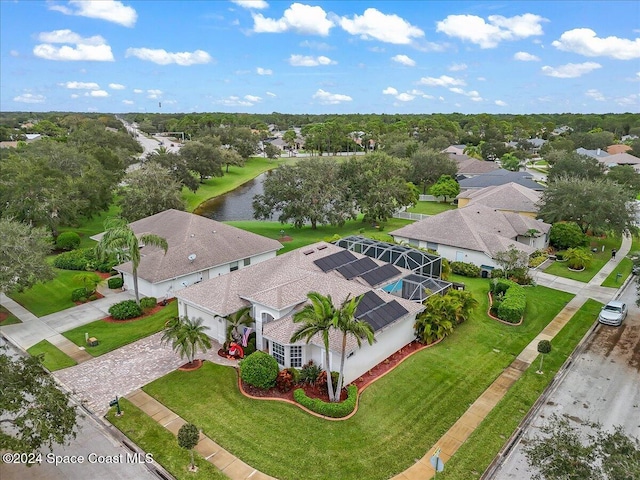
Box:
(283, 130), (297, 150)
(430, 175), (460, 202)
(95, 217), (168, 305)
(291, 292), (339, 402)
(332, 295), (374, 402)
(161, 316), (212, 365)
(549, 222), (588, 250)
(221, 147), (245, 173)
(0, 218), (55, 292)
(0, 351), (79, 454)
(408, 148), (458, 194)
(536, 339), (551, 373)
(225, 306), (253, 344)
(263, 143), (281, 160)
(177, 423), (200, 472)
(500, 152), (521, 172)
(494, 245), (530, 279)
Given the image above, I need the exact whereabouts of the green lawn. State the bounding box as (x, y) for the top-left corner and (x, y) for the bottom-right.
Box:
(184, 156), (297, 212)
(140, 280), (573, 480)
(58, 202), (122, 248)
(226, 216), (414, 255)
(601, 234), (640, 287)
(544, 234), (622, 282)
(63, 301), (178, 356)
(0, 306), (21, 326)
(107, 398), (227, 480)
(8, 268), (100, 317)
(406, 200), (457, 215)
(439, 299), (602, 480)
(27, 340), (77, 371)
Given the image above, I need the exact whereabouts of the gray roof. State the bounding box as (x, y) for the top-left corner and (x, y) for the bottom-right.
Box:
(576, 147), (609, 158)
(95, 209), (282, 284)
(390, 204), (550, 259)
(458, 169), (545, 191)
(457, 182), (542, 213)
(601, 152), (640, 166)
(450, 154), (500, 176)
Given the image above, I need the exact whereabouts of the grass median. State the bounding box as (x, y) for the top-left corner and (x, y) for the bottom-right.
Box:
(139, 280), (573, 480)
(27, 339), (78, 371)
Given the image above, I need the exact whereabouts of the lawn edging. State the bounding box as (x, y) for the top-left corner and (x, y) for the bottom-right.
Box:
(487, 292), (523, 326)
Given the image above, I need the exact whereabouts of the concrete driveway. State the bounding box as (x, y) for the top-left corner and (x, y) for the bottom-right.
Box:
(491, 279), (640, 479)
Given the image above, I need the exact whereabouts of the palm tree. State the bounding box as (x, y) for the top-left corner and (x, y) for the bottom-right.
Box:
(225, 306), (253, 344)
(162, 316), (211, 365)
(95, 217), (168, 305)
(446, 289), (479, 324)
(414, 294), (456, 343)
(290, 292), (339, 402)
(333, 295), (374, 402)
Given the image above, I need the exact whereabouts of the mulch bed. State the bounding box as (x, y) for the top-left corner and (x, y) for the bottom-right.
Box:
(101, 301), (170, 323)
(179, 359), (204, 371)
(280, 236), (293, 242)
(95, 271), (114, 280)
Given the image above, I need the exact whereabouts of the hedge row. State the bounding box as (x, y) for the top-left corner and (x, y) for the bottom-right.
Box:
(53, 248), (117, 273)
(108, 300), (143, 320)
(492, 279), (526, 323)
(293, 385), (358, 418)
(450, 261), (481, 278)
(140, 297), (157, 309)
(107, 277), (124, 289)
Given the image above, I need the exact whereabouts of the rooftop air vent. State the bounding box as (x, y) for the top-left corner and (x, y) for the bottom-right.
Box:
(188, 254), (197, 263)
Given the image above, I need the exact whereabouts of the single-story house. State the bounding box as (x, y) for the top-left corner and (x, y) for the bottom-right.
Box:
(92, 209), (282, 299)
(442, 144), (467, 155)
(506, 138), (547, 155)
(448, 153), (500, 179)
(456, 182), (542, 217)
(576, 147), (609, 159)
(390, 204), (550, 272)
(458, 169), (545, 192)
(176, 241), (426, 384)
(599, 152), (640, 172)
(607, 144), (632, 155)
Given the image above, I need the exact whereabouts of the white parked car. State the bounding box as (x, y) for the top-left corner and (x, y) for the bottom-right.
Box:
(598, 301), (628, 326)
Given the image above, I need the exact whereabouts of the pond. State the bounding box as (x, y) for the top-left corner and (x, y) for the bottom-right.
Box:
(194, 172), (271, 221)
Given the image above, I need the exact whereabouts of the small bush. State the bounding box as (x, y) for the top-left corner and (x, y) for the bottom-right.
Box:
(451, 261), (481, 277)
(490, 268), (504, 278)
(293, 385), (358, 418)
(108, 277), (124, 289)
(276, 369), (295, 392)
(88, 294), (98, 301)
(71, 287), (89, 302)
(108, 300), (143, 320)
(139, 297), (157, 310)
(494, 280), (526, 323)
(299, 360), (322, 385)
(243, 338), (256, 356)
(53, 248), (95, 271)
(240, 351), (279, 390)
(56, 231), (81, 251)
(528, 255), (547, 268)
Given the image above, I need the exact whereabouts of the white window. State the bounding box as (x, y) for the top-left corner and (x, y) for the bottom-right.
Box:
(272, 342), (285, 365)
(230, 261), (239, 272)
(261, 312), (274, 323)
(290, 345), (303, 368)
(243, 258), (251, 266)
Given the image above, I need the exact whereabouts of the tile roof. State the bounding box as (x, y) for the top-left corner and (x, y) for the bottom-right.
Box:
(606, 144), (632, 155)
(458, 169), (545, 191)
(457, 182), (542, 213)
(601, 152), (640, 165)
(390, 204), (550, 258)
(94, 209), (282, 284)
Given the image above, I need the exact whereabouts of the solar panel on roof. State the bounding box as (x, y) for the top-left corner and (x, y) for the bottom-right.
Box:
(313, 250), (357, 272)
(336, 257), (378, 280)
(360, 263), (401, 286)
(355, 291), (385, 318)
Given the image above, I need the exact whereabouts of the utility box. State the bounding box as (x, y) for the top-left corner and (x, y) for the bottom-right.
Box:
(87, 337), (98, 347)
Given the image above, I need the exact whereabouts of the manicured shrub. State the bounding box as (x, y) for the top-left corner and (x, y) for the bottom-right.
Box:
(56, 231), (81, 251)
(299, 360), (322, 385)
(239, 351), (279, 390)
(71, 287), (89, 302)
(108, 300), (143, 320)
(293, 385), (358, 418)
(493, 280), (526, 323)
(140, 297), (157, 310)
(450, 261), (481, 277)
(549, 222), (588, 251)
(108, 277), (124, 289)
(528, 255), (547, 268)
(53, 248), (95, 271)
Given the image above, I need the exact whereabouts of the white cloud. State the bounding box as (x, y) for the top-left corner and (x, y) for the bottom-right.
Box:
(146, 89), (163, 99)
(552, 28), (640, 60)
(495, 100), (508, 106)
(288, 54), (335, 66)
(133, 89), (143, 94)
(109, 83), (126, 90)
(299, 40), (332, 51)
(340, 8), (424, 45)
(312, 89), (352, 104)
(59, 81), (100, 89)
(266, 91), (277, 97)
(391, 54), (416, 67)
(408, 89), (423, 95)
(256, 67), (272, 75)
(514, 51), (540, 61)
(125, 48), (212, 66)
(419, 75), (466, 87)
(253, 3), (333, 36)
(382, 87), (398, 95)
(49, 0), (137, 27)
(449, 87), (483, 101)
(585, 89), (605, 101)
(34, 29), (113, 61)
(87, 90), (109, 97)
(219, 96), (253, 107)
(395, 92), (415, 102)
(231, 0), (268, 9)
(14, 93), (46, 103)
(122, 99), (134, 105)
(541, 62), (601, 78)
(448, 63), (467, 71)
(244, 94), (262, 102)
(436, 13), (547, 48)
(615, 94), (638, 106)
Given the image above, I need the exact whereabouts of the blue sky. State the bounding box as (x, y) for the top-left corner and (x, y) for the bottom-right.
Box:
(1, 0), (639, 114)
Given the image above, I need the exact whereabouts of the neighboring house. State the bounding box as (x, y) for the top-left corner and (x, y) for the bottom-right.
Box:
(600, 152), (640, 172)
(449, 153), (500, 179)
(576, 147), (610, 159)
(552, 125), (573, 136)
(92, 209), (282, 299)
(621, 134), (638, 142)
(177, 241), (429, 384)
(606, 144), (632, 155)
(0, 133), (42, 149)
(442, 144), (467, 155)
(458, 169), (545, 192)
(456, 182), (542, 217)
(506, 138), (547, 155)
(390, 204), (550, 273)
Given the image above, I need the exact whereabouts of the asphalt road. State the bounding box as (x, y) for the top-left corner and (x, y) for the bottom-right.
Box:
(491, 278), (640, 479)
